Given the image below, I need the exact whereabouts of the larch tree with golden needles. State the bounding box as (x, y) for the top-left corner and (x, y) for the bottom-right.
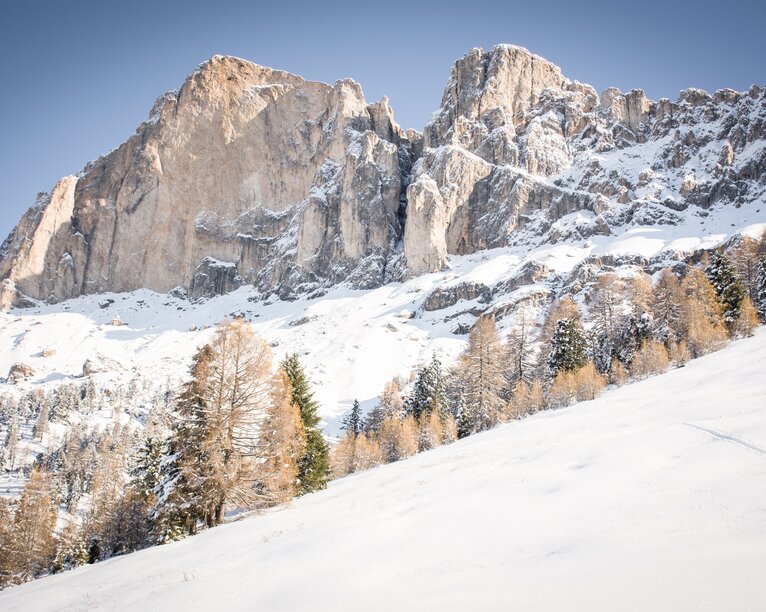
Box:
(5, 468), (58, 584)
(157, 319), (275, 532)
(256, 370), (307, 506)
(680, 268), (728, 357)
(459, 316), (506, 433)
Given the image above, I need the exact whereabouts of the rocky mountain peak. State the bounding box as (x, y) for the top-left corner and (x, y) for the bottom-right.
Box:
(1, 46), (765, 308)
(424, 44), (568, 149)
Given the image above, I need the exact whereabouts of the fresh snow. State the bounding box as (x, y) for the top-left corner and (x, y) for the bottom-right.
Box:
(1, 199), (765, 438)
(2, 330), (765, 610)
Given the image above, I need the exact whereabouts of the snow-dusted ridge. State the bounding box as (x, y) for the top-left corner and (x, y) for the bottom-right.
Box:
(2, 329), (765, 611)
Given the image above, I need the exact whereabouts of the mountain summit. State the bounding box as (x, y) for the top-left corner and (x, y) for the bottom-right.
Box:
(1, 46), (765, 308)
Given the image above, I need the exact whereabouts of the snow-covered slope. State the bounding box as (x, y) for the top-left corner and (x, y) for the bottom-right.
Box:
(2, 330), (765, 611)
(2, 209), (764, 437)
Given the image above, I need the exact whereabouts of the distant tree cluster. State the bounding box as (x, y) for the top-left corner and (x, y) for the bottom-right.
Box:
(332, 241), (764, 478)
(0, 320), (330, 588)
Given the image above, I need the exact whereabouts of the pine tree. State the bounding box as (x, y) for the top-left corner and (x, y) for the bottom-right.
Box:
(506, 312), (535, 389)
(52, 524), (89, 573)
(537, 295), (581, 378)
(614, 313), (652, 368)
(456, 397), (473, 439)
(4, 413), (19, 470)
(364, 378), (404, 434)
(342, 400), (363, 437)
(132, 437), (165, 503)
(283, 354), (330, 494)
(650, 269), (684, 343)
(756, 254), (766, 321)
(548, 319), (587, 377)
(0, 498), (14, 586)
(404, 356), (445, 419)
(707, 251), (747, 329)
(32, 398), (50, 441)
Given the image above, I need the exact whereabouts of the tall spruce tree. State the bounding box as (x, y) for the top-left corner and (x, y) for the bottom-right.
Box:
(650, 269), (684, 343)
(756, 254), (766, 321)
(404, 356), (445, 419)
(282, 354), (330, 494)
(707, 251), (747, 327)
(456, 398), (473, 439)
(342, 400), (363, 437)
(548, 318), (587, 377)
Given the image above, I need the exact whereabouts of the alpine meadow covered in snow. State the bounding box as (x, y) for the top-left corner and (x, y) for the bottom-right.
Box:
(2, 4), (766, 609)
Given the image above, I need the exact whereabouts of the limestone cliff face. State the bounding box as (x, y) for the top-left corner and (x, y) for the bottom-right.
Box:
(0, 56), (415, 306)
(404, 44), (766, 274)
(2, 47), (765, 306)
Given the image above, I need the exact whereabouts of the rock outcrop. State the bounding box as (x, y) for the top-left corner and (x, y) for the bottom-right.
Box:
(7, 362), (35, 384)
(403, 44), (766, 274)
(0, 56), (415, 307)
(2, 46), (765, 307)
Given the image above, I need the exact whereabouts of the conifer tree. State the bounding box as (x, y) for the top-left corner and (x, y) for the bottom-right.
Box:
(456, 398), (473, 439)
(417, 410), (444, 452)
(156, 320), (275, 532)
(404, 356), (445, 419)
(458, 317), (506, 433)
(378, 415), (418, 462)
(537, 295), (581, 377)
(733, 296), (759, 338)
(680, 268), (728, 357)
(364, 378), (404, 434)
(32, 399), (50, 441)
(707, 251), (747, 329)
(506, 312), (535, 389)
(755, 254), (766, 321)
(0, 498), (13, 586)
(52, 524), (89, 573)
(256, 371), (307, 505)
(548, 319), (587, 377)
(590, 273), (625, 339)
(7, 468), (58, 583)
(732, 237), (761, 301)
(631, 340), (670, 379)
(331, 433), (383, 477)
(342, 400), (363, 437)
(132, 437), (165, 503)
(3, 413), (19, 470)
(283, 354), (330, 494)
(650, 269), (684, 343)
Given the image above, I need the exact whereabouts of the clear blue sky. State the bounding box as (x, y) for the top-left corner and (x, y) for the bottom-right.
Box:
(1, 0), (764, 240)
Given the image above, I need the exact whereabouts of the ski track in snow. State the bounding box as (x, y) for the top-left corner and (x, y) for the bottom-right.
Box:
(683, 422), (766, 457)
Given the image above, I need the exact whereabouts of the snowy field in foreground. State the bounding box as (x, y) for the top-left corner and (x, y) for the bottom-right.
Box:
(2, 331), (765, 611)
